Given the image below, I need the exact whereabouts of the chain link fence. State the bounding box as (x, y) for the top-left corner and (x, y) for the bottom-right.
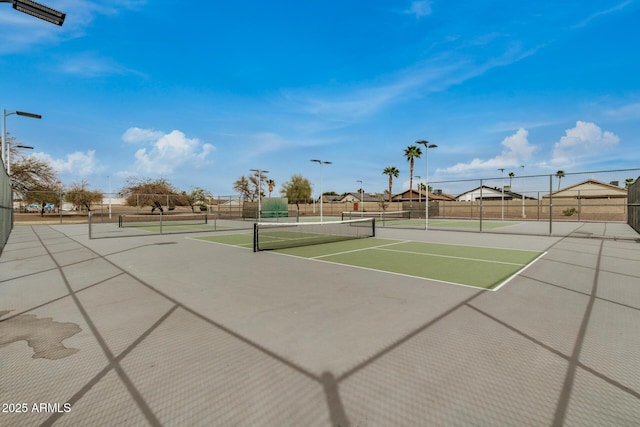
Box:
(628, 176), (640, 234)
(0, 160), (12, 253)
(10, 169), (640, 241)
(425, 168), (640, 239)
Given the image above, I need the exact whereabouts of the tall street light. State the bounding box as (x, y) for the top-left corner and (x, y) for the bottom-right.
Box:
(497, 168), (505, 221)
(415, 175), (421, 204)
(250, 168), (269, 221)
(356, 180), (363, 212)
(8, 143), (33, 175)
(2, 109), (41, 170)
(416, 141), (437, 230)
(310, 159), (331, 222)
(0, 0), (66, 26)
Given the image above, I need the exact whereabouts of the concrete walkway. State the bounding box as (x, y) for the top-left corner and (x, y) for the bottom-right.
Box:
(1, 223), (640, 426)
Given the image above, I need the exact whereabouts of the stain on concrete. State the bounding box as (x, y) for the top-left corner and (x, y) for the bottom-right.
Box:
(0, 311), (82, 360)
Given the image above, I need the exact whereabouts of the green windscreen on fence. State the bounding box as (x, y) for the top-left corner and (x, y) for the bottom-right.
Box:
(260, 197), (289, 218)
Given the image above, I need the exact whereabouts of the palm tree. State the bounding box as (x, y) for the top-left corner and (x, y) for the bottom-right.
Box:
(508, 172), (515, 191)
(266, 179), (276, 197)
(382, 166), (400, 202)
(404, 145), (422, 205)
(556, 170), (565, 191)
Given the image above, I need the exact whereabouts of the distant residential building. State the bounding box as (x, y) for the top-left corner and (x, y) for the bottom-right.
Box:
(456, 186), (530, 201)
(542, 179), (628, 200)
(339, 192), (385, 203)
(392, 189), (456, 202)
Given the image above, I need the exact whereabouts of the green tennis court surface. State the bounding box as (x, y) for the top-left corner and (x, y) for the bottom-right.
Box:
(193, 233), (544, 290)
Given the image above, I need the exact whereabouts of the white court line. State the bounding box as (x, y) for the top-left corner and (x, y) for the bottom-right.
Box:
(311, 240), (410, 259)
(185, 236), (253, 248)
(396, 238), (540, 253)
(492, 251), (548, 291)
(372, 247), (526, 266)
(188, 235), (546, 291)
(271, 249), (493, 291)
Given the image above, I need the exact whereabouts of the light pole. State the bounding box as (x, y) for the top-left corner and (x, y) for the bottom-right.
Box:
(7, 143), (33, 175)
(310, 159), (331, 222)
(498, 168), (505, 221)
(2, 109), (41, 170)
(250, 168), (269, 221)
(415, 175), (421, 204)
(356, 180), (363, 212)
(521, 165), (525, 219)
(416, 141), (437, 230)
(108, 175), (112, 219)
(0, 0), (66, 26)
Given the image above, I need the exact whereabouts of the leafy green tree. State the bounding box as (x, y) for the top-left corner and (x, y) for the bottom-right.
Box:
(382, 166), (400, 202)
(120, 177), (181, 213)
(555, 170), (565, 191)
(404, 145), (422, 204)
(181, 187), (212, 213)
(10, 154), (59, 200)
(280, 174), (312, 210)
(65, 180), (103, 212)
(23, 183), (63, 216)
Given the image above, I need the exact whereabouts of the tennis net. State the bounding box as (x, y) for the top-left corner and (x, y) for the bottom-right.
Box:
(253, 218), (375, 251)
(341, 210), (411, 221)
(118, 213), (208, 228)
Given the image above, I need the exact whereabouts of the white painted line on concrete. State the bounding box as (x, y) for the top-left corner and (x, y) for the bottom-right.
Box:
(372, 247), (526, 266)
(492, 251), (548, 291)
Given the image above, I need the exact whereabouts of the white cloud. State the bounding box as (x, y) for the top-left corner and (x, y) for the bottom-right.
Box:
(551, 121), (619, 166)
(122, 127), (165, 143)
(403, 1), (432, 18)
(33, 149), (105, 176)
(442, 128), (537, 174)
(572, 1), (632, 29)
(57, 53), (140, 78)
(603, 102), (640, 121)
(284, 44), (540, 125)
(128, 129), (215, 175)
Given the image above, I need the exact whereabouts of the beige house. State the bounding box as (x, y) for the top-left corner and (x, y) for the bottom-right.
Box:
(543, 179), (627, 200)
(542, 179), (628, 221)
(392, 189), (456, 202)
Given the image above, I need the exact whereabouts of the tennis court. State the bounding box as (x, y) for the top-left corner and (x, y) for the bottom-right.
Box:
(3, 220), (640, 426)
(193, 228), (544, 290)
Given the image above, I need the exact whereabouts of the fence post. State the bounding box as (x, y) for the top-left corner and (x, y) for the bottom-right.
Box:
(578, 190), (581, 221)
(479, 179), (483, 232)
(549, 175), (553, 236)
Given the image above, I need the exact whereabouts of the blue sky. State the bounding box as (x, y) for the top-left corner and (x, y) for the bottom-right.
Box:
(2, 0), (639, 197)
